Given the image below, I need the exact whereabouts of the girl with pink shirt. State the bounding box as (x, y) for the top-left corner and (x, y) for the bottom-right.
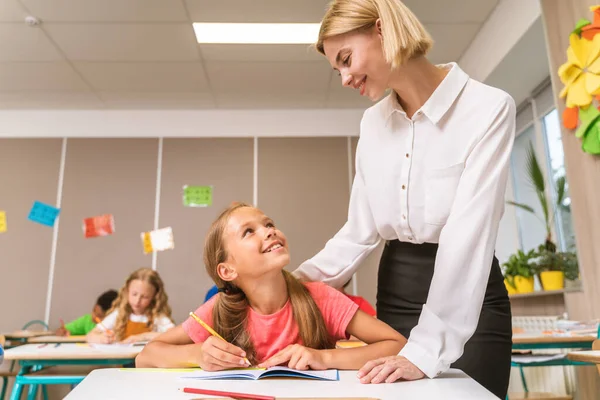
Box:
(137, 202), (406, 375)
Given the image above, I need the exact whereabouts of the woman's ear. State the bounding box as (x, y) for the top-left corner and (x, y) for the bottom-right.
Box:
(217, 263), (238, 283)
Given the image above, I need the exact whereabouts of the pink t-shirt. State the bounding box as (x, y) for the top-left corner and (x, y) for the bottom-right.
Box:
(183, 281), (359, 363)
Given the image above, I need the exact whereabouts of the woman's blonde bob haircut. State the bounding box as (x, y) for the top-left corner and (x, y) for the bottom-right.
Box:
(316, 0), (433, 69)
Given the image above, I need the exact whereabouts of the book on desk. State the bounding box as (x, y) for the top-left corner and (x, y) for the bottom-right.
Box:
(180, 366), (339, 381)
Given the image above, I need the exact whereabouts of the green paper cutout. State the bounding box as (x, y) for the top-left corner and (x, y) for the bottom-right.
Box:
(573, 18), (591, 35)
(183, 185), (213, 207)
(575, 105), (600, 138)
(582, 121), (600, 154)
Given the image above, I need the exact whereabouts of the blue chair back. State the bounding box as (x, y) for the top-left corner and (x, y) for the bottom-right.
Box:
(22, 320), (49, 331)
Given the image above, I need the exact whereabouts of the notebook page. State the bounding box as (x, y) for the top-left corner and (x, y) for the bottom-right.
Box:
(180, 368), (265, 380)
(261, 366), (339, 381)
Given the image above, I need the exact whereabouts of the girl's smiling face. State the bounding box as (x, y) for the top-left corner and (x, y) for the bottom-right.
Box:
(218, 207), (290, 283)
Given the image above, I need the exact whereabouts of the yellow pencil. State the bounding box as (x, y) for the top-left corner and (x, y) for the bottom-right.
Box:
(189, 311), (250, 365)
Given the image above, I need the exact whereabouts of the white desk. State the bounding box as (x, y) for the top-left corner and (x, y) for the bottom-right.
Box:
(65, 368), (497, 400)
(3, 344), (142, 400)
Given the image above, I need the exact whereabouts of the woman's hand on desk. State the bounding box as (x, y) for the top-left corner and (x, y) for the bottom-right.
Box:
(357, 355), (424, 384)
(259, 344), (328, 370)
(196, 336), (250, 371)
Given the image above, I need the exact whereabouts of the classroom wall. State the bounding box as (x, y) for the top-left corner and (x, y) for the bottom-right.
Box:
(0, 137), (357, 331)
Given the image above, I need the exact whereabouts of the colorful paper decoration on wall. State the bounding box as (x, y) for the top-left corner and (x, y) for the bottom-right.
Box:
(83, 214), (115, 238)
(141, 227), (174, 254)
(28, 201), (60, 227)
(183, 185), (213, 207)
(0, 211), (6, 233)
(558, 5), (600, 154)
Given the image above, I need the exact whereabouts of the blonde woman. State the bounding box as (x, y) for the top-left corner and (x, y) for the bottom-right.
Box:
(294, 0), (514, 398)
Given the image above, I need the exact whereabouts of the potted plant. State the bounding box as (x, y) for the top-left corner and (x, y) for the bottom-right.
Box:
(532, 245), (579, 290)
(507, 142), (579, 290)
(502, 249), (537, 294)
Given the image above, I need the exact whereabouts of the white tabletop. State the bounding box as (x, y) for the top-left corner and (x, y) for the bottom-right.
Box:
(65, 368), (496, 400)
(3, 343), (141, 361)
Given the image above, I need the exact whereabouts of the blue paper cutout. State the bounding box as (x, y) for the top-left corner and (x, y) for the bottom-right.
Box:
(28, 201), (60, 227)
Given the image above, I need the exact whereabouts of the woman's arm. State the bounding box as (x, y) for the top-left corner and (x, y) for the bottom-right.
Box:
(294, 124), (381, 288)
(259, 310), (405, 370)
(135, 325), (249, 370)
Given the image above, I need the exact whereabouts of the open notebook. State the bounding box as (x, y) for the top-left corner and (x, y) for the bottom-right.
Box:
(180, 366), (339, 381)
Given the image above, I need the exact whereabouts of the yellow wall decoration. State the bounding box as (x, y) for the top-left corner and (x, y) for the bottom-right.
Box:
(559, 5), (600, 154)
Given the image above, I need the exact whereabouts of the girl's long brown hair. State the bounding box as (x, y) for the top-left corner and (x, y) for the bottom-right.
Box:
(204, 202), (334, 365)
(107, 267), (173, 341)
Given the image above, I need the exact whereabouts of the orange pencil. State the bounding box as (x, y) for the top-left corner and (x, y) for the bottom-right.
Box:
(93, 316), (113, 336)
(189, 311), (250, 366)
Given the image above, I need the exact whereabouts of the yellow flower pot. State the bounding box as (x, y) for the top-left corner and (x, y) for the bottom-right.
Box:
(514, 276), (535, 293)
(540, 271), (564, 291)
(504, 278), (517, 295)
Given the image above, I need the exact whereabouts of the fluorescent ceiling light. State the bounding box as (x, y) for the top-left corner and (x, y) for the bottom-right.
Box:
(193, 23), (320, 44)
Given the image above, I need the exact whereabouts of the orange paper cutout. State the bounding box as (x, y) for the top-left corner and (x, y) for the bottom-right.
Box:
(582, 6), (600, 40)
(563, 107), (579, 130)
(83, 214), (115, 238)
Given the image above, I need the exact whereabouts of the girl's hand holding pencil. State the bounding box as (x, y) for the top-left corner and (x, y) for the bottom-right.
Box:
(196, 336), (251, 371)
(87, 317), (115, 344)
(189, 311), (251, 371)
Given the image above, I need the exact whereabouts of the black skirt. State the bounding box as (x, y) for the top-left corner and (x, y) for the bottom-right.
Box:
(377, 240), (512, 399)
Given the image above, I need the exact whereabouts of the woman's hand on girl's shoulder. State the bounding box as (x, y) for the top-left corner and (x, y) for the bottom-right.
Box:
(258, 344), (330, 370)
(195, 336), (250, 371)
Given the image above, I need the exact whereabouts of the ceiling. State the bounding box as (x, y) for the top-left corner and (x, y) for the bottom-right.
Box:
(0, 0), (499, 109)
(485, 17), (550, 108)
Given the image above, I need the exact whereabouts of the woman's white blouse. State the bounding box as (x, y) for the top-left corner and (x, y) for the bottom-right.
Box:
(294, 63), (516, 378)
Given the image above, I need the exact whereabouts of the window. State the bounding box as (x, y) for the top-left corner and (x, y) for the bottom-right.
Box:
(509, 80), (576, 254)
(511, 125), (548, 252)
(541, 109), (576, 251)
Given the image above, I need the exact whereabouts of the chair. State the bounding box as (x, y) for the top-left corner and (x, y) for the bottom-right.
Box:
(19, 321), (50, 400)
(0, 335), (18, 400)
(21, 320), (49, 332)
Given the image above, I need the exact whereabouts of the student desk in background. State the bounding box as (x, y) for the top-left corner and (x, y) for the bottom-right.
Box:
(567, 350), (600, 364)
(64, 368), (497, 400)
(512, 333), (597, 351)
(2, 331), (53, 347)
(27, 336), (87, 344)
(3, 343), (141, 400)
(511, 332), (598, 395)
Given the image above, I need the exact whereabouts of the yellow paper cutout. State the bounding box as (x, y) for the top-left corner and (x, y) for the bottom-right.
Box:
(558, 34), (600, 107)
(0, 211), (6, 233)
(141, 227), (174, 254)
(141, 232), (153, 254)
